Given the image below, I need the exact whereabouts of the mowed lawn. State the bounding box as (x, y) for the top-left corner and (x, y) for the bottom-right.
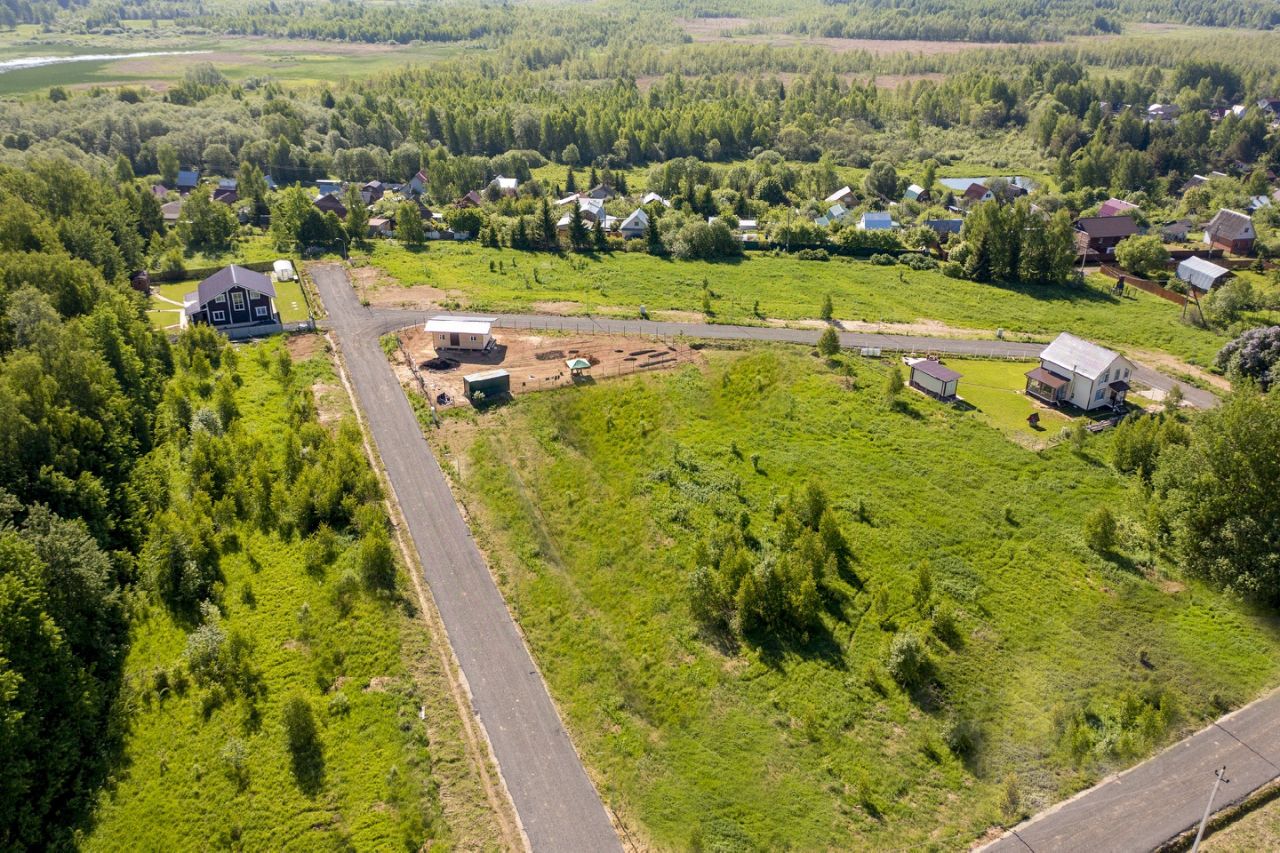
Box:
(943, 358), (1074, 443)
(361, 241), (1231, 366)
(437, 346), (1280, 850)
(149, 276), (310, 324)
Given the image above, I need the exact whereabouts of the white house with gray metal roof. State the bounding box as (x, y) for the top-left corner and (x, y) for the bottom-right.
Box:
(1025, 332), (1133, 411)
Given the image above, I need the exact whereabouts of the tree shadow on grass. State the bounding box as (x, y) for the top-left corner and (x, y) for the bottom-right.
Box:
(750, 620), (847, 672)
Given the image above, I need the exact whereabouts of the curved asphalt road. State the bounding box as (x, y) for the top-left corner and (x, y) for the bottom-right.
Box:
(311, 265), (622, 853)
(312, 265), (1229, 852)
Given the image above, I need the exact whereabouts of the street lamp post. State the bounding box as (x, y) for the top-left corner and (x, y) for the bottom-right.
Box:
(1190, 765), (1228, 853)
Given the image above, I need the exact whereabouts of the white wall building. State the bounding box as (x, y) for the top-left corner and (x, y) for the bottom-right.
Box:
(426, 316), (495, 351)
(1024, 332), (1133, 411)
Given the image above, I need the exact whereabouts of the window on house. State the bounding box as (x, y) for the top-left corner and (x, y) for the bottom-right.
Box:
(231, 291), (246, 312)
(211, 310), (226, 323)
(1100, 370), (1108, 382)
(255, 306), (268, 317)
(1124, 368), (1130, 378)
(214, 294), (225, 303)
(470, 335), (476, 341)
(1095, 389), (1105, 401)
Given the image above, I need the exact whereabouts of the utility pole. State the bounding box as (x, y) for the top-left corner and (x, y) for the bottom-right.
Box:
(1190, 765), (1228, 853)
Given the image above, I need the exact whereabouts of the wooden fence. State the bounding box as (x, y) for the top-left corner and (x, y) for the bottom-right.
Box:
(1099, 265), (1189, 306)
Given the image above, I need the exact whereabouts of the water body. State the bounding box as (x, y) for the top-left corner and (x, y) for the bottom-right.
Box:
(0, 50), (209, 74)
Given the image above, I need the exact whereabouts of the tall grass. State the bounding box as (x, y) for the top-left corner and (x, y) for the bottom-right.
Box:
(443, 345), (1280, 849)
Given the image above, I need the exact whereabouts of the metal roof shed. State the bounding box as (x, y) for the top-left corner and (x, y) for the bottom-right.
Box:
(426, 316), (495, 351)
(908, 359), (962, 400)
(1176, 257), (1232, 292)
(463, 369), (509, 399)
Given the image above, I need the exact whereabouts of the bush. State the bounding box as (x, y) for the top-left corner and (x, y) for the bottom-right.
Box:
(358, 528), (397, 591)
(944, 713), (978, 758)
(1084, 506), (1118, 553)
(870, 253), (897, 266)
(817, 327), (841, 357)
(795, 248), (830, 261)
(281, 695), (324, 792)
(901, 252), (938, 271)
(940, 260), (964, 278)
(886, 632), (930, 689)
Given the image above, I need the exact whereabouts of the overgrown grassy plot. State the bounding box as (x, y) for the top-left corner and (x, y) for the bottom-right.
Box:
(439, 346), (1280, 849)
(85, 335), (493, 850)
(363, 242), (1232, 366)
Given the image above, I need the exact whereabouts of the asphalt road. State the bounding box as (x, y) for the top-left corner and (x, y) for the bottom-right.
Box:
(310, 265), (622, 853)
(312, 274), (1228, 851)
(980, 688), (1280, 852)
(366, 308), (1220, 409)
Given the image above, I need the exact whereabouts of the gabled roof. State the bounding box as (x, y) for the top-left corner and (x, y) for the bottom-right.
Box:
(911, 360), (961, 382)
(642, 191), (671, 207)
(924, 218), (964, 234)
(457, 189), (483, 206)
(1098, 198), (1138, 217)
(825, 185), (854, 203)
(177, 169), (199, 188)
(196, 265), (275, 307)
(1205, 208), (1254, 240)
(962, 183), (991, 201)
(859, 211), (895, 228)
(905, 183), (927, 200)
(1039, 332), (1125, 380)
(490, 175), (518, 191)
(217, 178), (237, 190)
(1176, 256), (1232, 292)
(1074, 216), (1139, 239)
(619, 208), (648, 231)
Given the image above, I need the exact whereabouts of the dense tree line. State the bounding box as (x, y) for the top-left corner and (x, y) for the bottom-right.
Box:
(0, 161), (170, 848)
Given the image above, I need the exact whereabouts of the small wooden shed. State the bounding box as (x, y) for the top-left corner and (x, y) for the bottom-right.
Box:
(463, 369), (509, 399)
(909, 359), (961, 401)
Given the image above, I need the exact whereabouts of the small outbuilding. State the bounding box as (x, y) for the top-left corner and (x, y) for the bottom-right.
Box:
(463, 369), (509, 399)
(273, 259), (297, 281)
(908, 359), (962, 401)
(426, 316), (495, 351)
(1175, 256), (1233, 292)
(566, 357), (591, 377)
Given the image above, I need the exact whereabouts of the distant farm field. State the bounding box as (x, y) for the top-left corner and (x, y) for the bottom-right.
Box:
(0, 34), (460, 95)
(360, 242), (1233, 366)
(432, 346), (1280, 849)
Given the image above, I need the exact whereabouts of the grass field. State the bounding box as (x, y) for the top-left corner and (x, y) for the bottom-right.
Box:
(86, 336), (500, 850)
(943, 358), (1074, 444)
(360, 241), (1233, 366)
(0, 30), (461, 96)
(433, 345), (1280, 849)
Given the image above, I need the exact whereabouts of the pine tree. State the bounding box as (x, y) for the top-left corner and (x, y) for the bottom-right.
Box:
(566, 167), (576, 193)
(646, 215), (664, 255)
(539, 198), (557, 249)
(617, 172), (628, 195)
(821, 294), (834, 321)
(569, 204), (589, 251)
(589, 166), (598, 189)
(593, 219), (608, 251)
(513, 216), (529, 250)
(818, 327), (840, 356)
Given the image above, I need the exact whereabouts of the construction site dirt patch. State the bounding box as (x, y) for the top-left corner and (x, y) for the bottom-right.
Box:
(394, 329), (704, 411)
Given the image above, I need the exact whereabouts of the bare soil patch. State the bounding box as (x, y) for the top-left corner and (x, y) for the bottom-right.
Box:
(532, 300), (586, 315)
(679, 19), (1050, 55)
(394, 328), (704, 411)
(286, 332), (325, 360)
(367, 282), (451, 310)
